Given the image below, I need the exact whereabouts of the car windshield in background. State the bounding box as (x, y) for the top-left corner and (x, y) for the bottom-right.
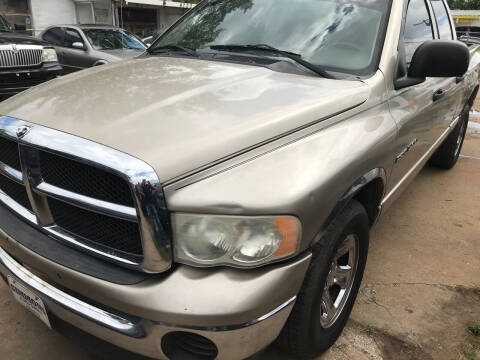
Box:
(84, 29), (147, 50)
(153, 0), (390, 75)
(0, 15), (11, 32)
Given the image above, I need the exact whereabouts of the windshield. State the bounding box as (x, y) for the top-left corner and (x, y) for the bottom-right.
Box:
(153, 0), (390, 75)
(0, 14), (11, 32)
(84, 29), (147, 50)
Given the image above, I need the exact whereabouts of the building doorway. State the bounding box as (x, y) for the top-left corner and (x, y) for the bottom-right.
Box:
(0, 0), (30, 33)
(120, 7), (157, 39)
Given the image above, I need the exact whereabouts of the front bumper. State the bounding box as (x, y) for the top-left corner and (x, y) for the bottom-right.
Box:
(0, 227), (311, 359)
(0, 62), (62, 98)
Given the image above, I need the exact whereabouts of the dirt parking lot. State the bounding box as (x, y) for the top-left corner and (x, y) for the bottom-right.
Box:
(1, 123), (479, 360)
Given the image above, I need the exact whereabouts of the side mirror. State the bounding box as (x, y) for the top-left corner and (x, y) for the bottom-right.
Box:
(395, 40), (470, 90)
(72, 42), (86, 50)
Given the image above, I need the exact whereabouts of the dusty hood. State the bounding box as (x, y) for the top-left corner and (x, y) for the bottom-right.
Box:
(0, 57), (369, 182)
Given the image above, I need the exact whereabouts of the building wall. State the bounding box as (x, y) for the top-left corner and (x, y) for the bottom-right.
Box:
(29, 0), (76, 35)
(453, 19), (480, 28)
(93, 0), (114, 24)
(157, 6), (184, 30)
(29, 0), (114, 36)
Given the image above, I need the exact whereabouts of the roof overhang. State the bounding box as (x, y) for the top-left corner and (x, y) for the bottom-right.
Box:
(124, 0), (196, 8)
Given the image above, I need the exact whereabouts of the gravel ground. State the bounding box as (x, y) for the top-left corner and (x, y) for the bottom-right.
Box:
(1, 126), (479, 360)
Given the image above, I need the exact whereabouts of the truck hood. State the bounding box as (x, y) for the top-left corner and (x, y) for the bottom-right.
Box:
(0, 57), (369, 182)
(0, 33), (47, 46)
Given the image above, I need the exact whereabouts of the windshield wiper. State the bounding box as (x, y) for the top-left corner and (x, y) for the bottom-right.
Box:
(149, 44), (199, 57)
(209, 44), (334, 79)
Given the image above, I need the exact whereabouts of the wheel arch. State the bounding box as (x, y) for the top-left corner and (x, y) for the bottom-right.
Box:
(321, 168), (386, 231)
(93, 60), (108, 66)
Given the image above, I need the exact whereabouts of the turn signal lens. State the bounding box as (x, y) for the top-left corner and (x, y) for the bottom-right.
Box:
(172, 214), (301, 267)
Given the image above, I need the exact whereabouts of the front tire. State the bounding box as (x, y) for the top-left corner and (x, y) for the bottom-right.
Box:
(276, 200), (369, 359)
(429, 106), (469, 169)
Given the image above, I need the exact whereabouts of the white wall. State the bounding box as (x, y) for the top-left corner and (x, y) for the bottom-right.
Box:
(93, 0), (113, 25)
(157, 6), (185, 33)
(29, 0), (76, 35)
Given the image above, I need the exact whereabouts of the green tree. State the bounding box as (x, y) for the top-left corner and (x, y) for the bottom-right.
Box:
(447, 0), (480, 10)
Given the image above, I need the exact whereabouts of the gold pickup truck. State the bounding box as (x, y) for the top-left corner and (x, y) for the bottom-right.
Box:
(0, 0), (478, 359)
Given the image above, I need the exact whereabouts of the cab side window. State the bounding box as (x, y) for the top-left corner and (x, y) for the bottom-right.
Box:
(42, 27), (65, 46)
(64, 28), (84, 48)
(430, 0), (453, 39)
(404, 0), (434, 65)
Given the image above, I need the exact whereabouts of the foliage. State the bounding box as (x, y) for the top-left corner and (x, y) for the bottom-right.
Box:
(447, 0), (480, 10)
(470, 323), (480, 337)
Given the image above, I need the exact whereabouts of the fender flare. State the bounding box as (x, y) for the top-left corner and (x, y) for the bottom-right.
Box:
(321, 168), (387, 232)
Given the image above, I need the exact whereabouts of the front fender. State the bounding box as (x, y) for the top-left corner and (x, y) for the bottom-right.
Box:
(165, 101), (397, 253)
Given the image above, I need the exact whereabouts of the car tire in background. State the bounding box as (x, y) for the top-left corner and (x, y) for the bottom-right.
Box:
(276, 200), (369, 359)
(429, 105), (469, 169)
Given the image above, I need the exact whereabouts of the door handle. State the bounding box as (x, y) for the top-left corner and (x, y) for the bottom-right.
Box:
(433, 89), (446, 102)
(456, 75), (465, 84)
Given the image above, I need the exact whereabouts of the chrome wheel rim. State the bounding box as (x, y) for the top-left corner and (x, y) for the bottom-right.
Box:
(320, 234), (359, 329)
(454, 121), (466, 158)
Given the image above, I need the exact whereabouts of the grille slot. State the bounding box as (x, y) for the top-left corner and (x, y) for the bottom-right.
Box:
(0, 48), (43, 68)
(162, 332), (218, 360)
(0, 175), (32, 211)
(48, 197), (143, 257)
(0, 136), (21, 170)
(39, 150), (135, 207)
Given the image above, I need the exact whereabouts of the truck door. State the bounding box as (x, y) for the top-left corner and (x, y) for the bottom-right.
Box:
(387, 0), (440, 192)
(428, 0), (464, 119)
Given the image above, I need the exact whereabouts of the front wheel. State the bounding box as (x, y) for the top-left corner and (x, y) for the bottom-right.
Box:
(276, 200), (369, 359)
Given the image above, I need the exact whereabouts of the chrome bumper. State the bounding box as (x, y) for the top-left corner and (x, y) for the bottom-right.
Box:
(0, 244), (308, 359)
(0, 247), (144, 338)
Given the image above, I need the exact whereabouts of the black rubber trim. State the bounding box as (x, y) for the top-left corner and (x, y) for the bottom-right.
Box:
(0, 204), (147, 285)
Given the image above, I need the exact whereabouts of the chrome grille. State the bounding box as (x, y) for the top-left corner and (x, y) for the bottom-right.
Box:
(0, 44), (43, 68)
(0, 116), (172, 273)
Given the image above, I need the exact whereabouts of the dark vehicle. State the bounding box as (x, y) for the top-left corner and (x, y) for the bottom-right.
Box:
(40, 25), (147, 73)
(456, 26), (480, 38)
(0, 13), (62, 100)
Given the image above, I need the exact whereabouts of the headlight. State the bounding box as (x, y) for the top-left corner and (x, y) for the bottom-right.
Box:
(42, 48), (58, 63)
(173, 214), (301, 267)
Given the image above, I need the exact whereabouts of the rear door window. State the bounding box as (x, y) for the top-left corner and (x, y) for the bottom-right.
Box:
(430, 0), (453, 39)
(42, 27), (65, 46)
